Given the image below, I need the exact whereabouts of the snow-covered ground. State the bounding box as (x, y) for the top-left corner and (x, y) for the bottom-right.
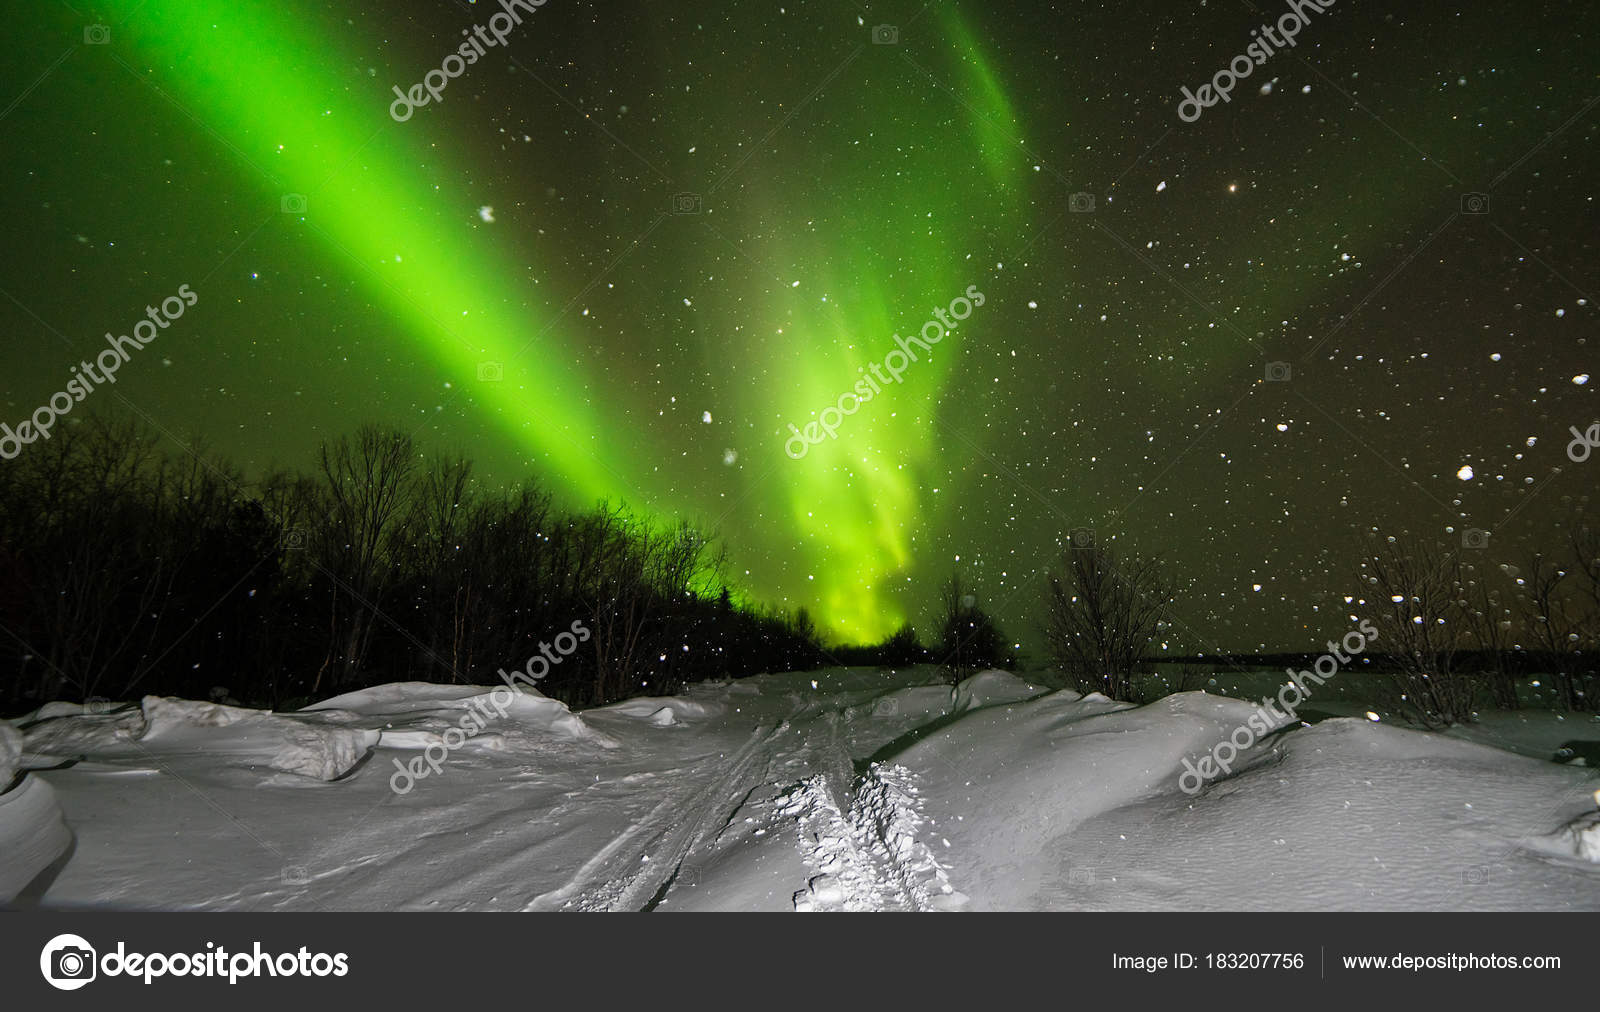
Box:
(5, 666), (1598, 911)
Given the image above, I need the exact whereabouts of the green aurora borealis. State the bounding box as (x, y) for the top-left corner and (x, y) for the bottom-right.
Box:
(2, 1), (1595, 649)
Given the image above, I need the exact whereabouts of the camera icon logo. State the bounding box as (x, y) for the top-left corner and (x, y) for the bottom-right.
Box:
(871, 24), (899, 45)
(40, 934), (97, 990)
(1461, 865), (1490, 886)
(1068, 192), (1095, 213)
(1068, 526), (1095, 551)
(872, 696), (899, 717)
(1265, 361), (1292, 382)
(1462, 528), (1490, 550)
(1067, 867), (1096, 886)
(477, 361), (504, 382)
(1460, 192), (1489, 215)
(281, 193), (308, 214)
(281, 527), (307, 551)
(84, 25), (111, 45)
(671, 192), (702, 215)
(282, 865), (311, 885)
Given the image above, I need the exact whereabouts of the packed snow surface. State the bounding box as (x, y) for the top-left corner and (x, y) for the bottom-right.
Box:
(6, 668), (1598, 910)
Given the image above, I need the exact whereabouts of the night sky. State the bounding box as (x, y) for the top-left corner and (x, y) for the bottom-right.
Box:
(1, 1), (1595, 651)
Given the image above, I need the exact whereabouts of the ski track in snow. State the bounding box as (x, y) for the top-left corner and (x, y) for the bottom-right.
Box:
(534, 696), (964, 913)
(817, 707), (855, 813)
(780, 762), (965, 912)
(532, 719), (791, 911)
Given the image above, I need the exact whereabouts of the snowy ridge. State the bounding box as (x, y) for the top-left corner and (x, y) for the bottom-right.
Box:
(306, 681), (619, 749)
(781, 763), (966, 912)
(0, 718), (21, 788)
(21, 696), (378, 781)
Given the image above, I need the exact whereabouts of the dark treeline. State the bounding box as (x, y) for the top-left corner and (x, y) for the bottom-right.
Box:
(0, 414), (834, 715)
(7, 413), (1596, 727)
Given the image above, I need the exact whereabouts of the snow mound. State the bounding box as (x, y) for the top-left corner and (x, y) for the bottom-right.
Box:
(0, 774), (73, 902)
(143, 697), (378, 780)
(1560, 813), (1600, 863)
(20, 699), (119, 723)
(596, 696), (718, 722)
(141, 696), (263, 731)
(952, 669), (1051, 709)
(22, 696), (379, 781)
(304, 681), (522, 716)
(305, 682), (617, 748)
(2, 716), (74, 901)
(0, 718), (20, 788)
(18, 705), (148, 762)
(888, 689), (1242, 909)
(894, 690), (1600, 910)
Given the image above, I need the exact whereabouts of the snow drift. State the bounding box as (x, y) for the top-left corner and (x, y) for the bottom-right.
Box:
(21, 696), (379, 781)
(892, 690), (1600, 910)
(0, 719), (74, 903)
(14, 668), (1600, 911)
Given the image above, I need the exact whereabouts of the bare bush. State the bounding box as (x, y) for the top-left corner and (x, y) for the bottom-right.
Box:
(1461, 570), (1519, 710)
(1359, 538), (1476, 728)
(1519, 552), (1594, 712)
(1043, 541), (1173, 701)
(935, 574), (1010, 684)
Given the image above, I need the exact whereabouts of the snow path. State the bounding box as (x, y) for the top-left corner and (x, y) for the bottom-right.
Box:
(536, 719), (791, 911)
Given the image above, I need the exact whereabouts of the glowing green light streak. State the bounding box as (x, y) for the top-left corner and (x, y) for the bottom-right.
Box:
(745, 13), (1033, 642)
(107, 0), (639, 504)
